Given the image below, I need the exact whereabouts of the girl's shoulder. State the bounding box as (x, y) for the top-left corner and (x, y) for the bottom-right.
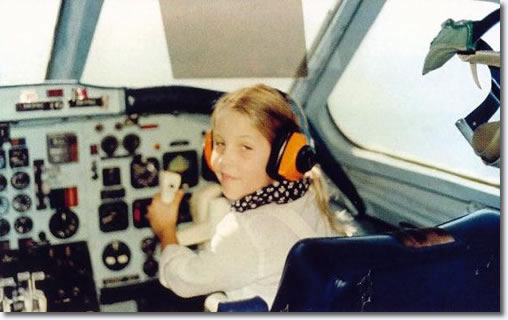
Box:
(235, 192), (317, 226)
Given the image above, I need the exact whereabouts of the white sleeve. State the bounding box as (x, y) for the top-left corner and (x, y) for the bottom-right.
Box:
(158, 213), (259, 298)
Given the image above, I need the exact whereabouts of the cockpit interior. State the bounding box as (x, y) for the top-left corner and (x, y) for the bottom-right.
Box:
(0, 0), (501, 312)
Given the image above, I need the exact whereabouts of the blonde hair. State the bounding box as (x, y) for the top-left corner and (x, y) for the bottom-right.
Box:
(211, 84), (350, 236)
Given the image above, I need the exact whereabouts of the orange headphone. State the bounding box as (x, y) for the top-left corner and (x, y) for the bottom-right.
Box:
(203, 91), (316, 182)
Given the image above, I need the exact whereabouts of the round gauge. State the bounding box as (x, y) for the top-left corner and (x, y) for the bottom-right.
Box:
(49, 208), (79, 239)
(14, 216), (33, 234)
(0, 196), (9, 215)
(130, 156), (159, 188)
(9, 148), (29, 168)
(122, 134), (141, 154)
(12, 194), (31, 212)
(102, 241), (131, 271)
(0, 218), (10, 237)
(0, 174), (6, 191)
(11, 171), (30, 190)
(101, 135), (119, 157)
(98, 202), (128, 232)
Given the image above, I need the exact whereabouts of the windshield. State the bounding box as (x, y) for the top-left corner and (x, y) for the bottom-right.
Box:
(0, 0), (339, 92)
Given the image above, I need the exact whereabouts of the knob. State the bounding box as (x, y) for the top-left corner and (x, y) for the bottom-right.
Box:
(141, 237), (157, 255)
(143, 257), (158, 277)
(38, 231), (48, 244)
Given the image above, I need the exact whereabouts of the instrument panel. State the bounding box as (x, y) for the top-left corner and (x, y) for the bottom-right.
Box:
(0, 82), (216, 311)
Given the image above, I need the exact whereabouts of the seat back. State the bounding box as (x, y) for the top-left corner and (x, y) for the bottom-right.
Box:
(270, 209), (500, 312)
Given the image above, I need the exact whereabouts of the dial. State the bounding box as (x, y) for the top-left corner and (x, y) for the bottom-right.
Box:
(0, 196), (8, 215)
(122, 134), (140, 154)
(14, 216), (33, 234)
(102, 241), (131, 271)
(0, 218), (10, 237)
(9, 148), (29, 168)
(49, 208), (79, 239)
(162, 151), (199, 187)
(11, 171), (30, 190)
(130, 156), (159, 188)
(101, 135), (118, 157)
(99, 202), (128, 232)
(12, 194), (31, 212)
(0, 174), (6, 191)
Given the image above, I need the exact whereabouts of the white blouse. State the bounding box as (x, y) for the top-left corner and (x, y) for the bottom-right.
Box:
(158, 190), (337, 308)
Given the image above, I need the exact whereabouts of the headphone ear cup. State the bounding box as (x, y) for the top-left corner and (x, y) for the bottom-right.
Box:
(268, 132), (316, 181)
(203, 130), (214, 171)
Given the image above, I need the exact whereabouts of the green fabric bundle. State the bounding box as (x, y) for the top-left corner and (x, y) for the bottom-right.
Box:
(422, 19), (476, 75)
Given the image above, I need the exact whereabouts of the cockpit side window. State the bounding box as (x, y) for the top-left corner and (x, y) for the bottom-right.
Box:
(327, 0), (500, 186)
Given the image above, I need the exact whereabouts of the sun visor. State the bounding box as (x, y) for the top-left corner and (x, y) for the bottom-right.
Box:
(159, 0), (308, 78)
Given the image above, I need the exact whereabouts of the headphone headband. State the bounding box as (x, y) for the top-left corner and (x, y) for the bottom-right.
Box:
(275, 89), (314, 148)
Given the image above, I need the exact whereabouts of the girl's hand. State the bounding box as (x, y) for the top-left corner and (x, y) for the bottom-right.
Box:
(147, 189), (185, 243)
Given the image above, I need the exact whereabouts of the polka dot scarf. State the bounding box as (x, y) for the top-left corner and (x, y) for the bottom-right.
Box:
(231, 178), (311, 213)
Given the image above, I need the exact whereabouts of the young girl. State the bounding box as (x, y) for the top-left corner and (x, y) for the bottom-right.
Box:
(147, 84), (352, 309)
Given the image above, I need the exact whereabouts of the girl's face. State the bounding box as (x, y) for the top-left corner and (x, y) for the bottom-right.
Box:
(211, 108), (274, 200)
